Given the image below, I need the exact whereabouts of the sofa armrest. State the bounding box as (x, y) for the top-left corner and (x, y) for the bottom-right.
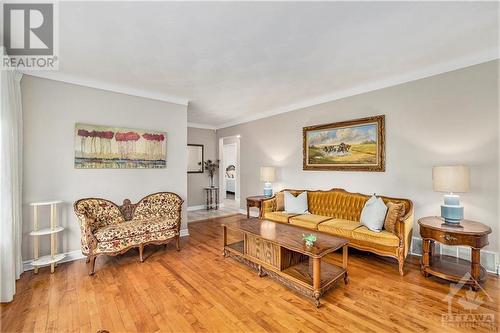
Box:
(77, 216), (98, 255)
(396, 211), (414, 258)
(260, 197), (276, 218)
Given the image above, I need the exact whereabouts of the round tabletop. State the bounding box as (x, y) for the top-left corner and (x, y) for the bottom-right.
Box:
(247, 195), (268, 201)
(418, 216), (492, 236)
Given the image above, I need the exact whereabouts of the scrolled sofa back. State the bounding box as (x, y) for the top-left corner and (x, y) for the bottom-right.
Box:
(74, 198), (125, 229)
(133, 192), (183, 221)
(275, 188), (412, 222)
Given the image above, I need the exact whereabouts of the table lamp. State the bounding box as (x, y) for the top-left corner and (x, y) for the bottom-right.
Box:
(260, 166), (276, 197)
(432, 165), (470, 225)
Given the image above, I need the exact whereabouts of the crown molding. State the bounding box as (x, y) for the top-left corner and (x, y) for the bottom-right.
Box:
(21, 71), (190, 106)
(216, 49), (499, 129)
(188, 122), (217, 130)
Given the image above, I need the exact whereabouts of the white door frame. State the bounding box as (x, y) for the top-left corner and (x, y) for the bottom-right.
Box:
(218, 135), (240, 203)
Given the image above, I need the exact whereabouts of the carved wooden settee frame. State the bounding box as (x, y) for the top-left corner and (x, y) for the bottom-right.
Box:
(74, 192), (184, 275)
(260, 188), (414, 276)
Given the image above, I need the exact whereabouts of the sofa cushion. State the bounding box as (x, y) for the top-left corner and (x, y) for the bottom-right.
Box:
(284, 191), (308, 214)
(96, 228), (177, 254)
(352, 226), (399, 247)
(360, 195), (388, 232)
(263, 211), (299, 223)
(94, 217), (178, 242)
(289, 214), (331, 230)
(384, 202), (405, 234)
(317, 219), (362, 238)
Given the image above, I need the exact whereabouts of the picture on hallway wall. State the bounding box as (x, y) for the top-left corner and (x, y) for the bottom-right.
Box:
(303, 115), (385, 171)
(74, 123), (167, 168)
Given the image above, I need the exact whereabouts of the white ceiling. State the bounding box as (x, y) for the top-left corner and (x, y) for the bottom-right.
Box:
(26, 1), (498, 128)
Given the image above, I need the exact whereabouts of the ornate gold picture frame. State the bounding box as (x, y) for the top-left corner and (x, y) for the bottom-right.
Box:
(303, 115), (385, 172)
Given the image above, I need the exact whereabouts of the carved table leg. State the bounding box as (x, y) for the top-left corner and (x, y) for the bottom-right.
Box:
(471, 248), (481, 291)
(258, 265), (266, 277)
(222, 226), (227, 256)
(313, 257), (321, 308)
(215, 189), (219, 210)
(421, 239), (430, 277)
(206, 189), (209, 210)
(342, 244), (349, 284)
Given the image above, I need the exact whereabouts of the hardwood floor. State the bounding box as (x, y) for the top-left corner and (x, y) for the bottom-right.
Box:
(1, 214), (499, 333)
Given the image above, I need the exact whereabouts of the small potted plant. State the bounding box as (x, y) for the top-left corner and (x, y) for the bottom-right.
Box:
(302, 234), (317, 247)
(199, 159), (220, 187)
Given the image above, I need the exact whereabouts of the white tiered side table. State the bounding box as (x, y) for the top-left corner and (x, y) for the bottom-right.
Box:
(29, 200), (65, 273)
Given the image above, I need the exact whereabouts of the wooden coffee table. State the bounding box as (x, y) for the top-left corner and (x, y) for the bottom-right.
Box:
(221, 217), (349, 307)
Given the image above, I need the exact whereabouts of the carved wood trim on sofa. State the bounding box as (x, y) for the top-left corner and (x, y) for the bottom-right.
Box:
(74, 191), (184, 275)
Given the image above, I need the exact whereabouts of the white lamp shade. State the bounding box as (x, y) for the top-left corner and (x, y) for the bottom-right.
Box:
(433, 165), (470, 193)
(260, 166), (276, 182)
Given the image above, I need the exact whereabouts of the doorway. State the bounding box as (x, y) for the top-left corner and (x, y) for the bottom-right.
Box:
(219, 136), (240, 211)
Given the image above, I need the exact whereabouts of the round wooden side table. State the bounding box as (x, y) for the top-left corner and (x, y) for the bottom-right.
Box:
(418, 216), (491, 290)
(246, 195), (268, 218)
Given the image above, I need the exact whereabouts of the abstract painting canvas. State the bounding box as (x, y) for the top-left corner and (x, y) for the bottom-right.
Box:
(75, 123), (167, 168)
(303, 115), (385, 171)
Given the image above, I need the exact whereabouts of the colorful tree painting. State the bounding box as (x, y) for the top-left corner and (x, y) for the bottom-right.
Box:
(74, 123), (167, 168)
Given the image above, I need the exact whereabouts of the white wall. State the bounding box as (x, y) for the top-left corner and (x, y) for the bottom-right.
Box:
(217, 60), (499, 252)
(21, 76), (188, 260)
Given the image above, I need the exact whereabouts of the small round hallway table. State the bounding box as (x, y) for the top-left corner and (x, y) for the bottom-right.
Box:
(418, 216), (491, 291)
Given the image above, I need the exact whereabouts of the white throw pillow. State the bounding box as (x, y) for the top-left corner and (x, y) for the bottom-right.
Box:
(360, 195), (388, 232)
(284, 191), (308, 214)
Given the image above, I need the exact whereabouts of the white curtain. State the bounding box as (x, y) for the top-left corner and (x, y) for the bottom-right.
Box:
(0, 69), (23, 303)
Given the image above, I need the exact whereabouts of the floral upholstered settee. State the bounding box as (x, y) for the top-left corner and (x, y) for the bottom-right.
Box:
(74, 192), (183, 275)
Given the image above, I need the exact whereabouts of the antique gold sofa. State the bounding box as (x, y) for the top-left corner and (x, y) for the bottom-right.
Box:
(74, 192), (183, 275)
(260, 188), (413, 275)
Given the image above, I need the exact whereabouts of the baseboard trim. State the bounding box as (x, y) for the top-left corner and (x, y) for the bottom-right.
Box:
(187, 204), (224, 211)
(187, 205), (205, 211)
(22, 230), (189, 272)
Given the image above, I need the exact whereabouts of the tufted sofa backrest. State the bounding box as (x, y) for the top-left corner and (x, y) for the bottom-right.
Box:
(277, 188), (412, 222)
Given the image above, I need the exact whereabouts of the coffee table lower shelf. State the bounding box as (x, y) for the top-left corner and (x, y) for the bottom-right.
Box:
(224, 240), (347, 307)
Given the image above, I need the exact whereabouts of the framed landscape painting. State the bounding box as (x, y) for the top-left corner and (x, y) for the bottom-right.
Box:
(303, 115), (385, 171)
(75, 123), (167, 169)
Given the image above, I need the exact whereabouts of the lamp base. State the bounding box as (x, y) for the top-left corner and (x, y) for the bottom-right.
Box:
(440, 194), (463, 225)
(263, 182), (273, 198)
